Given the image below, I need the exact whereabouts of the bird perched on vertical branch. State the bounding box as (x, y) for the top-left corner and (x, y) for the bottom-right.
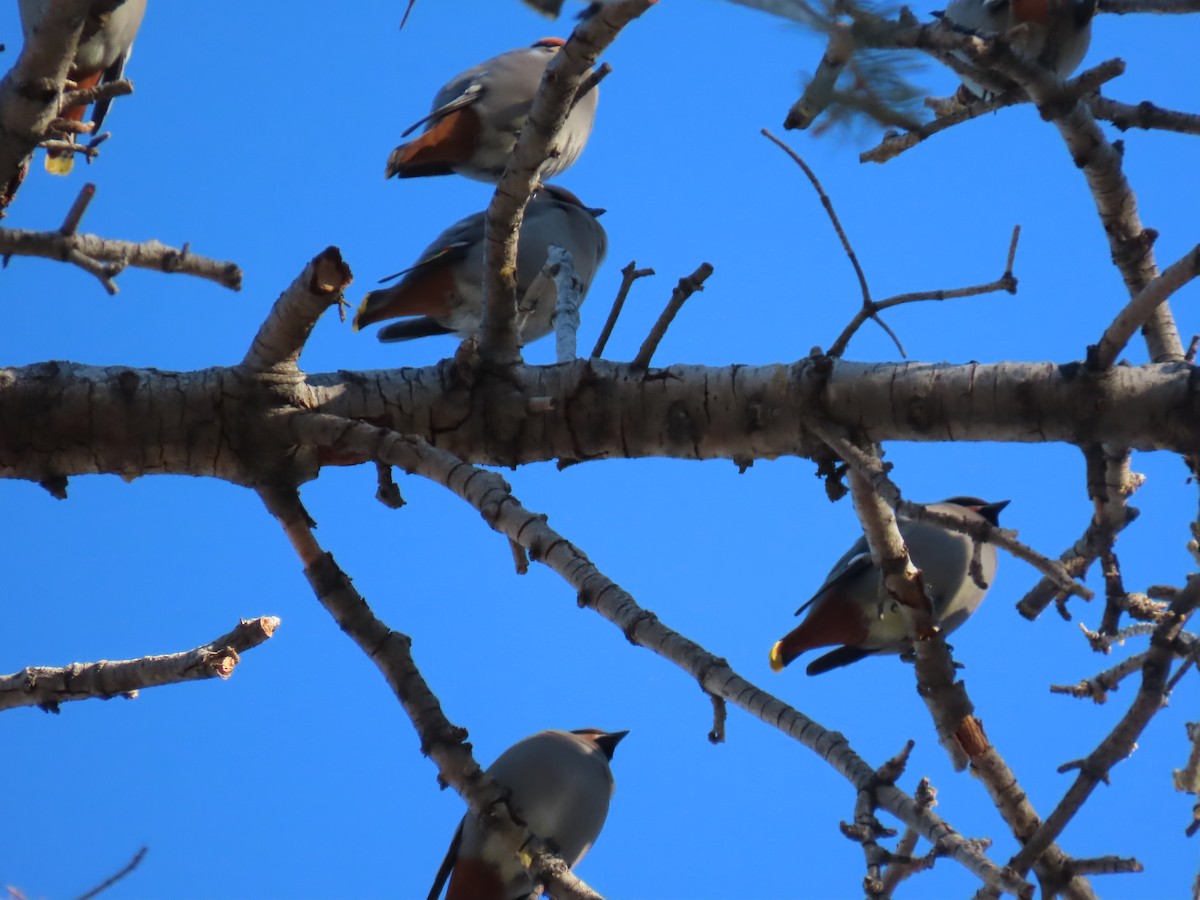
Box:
(353, 184), (607, 345)
(18, 0), (147, 174)
(428, 728), (627, 900)
(385, 38), (599, 183)
(938, 0), (1097, 97)
(769, 497), (1009, 676)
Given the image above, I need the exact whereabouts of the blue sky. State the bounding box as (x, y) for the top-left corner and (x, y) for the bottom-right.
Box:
(3, 2), (1198, 898)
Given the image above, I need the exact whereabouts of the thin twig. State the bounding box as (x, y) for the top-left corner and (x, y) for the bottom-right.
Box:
(590, 261), (654, 358)
(629, 263), (713, 369)
(72, 847), (149, 900)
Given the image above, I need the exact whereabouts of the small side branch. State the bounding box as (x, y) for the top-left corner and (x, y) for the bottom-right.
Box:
(0, 219), (243, 295)
(1007, 577), (1200, 880)
(860, 61), (1124, 165)
(241, 246), (353, 376)
(1017, 447), (1142, 620)
(630, 263), (713, 369)
(590, 260), (654, 359)
(72, 846), (149, 900)
(1091, 244), (1200, 370)
(0, 616), (280, 713)
(256, 486), (602, 900)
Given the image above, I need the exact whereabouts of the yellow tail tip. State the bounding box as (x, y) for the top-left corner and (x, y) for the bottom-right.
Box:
(768, 642), (787, 673)
(45, 152), (74, 176)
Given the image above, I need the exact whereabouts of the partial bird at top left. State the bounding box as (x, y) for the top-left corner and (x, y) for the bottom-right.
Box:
(18, 0), (147, 175)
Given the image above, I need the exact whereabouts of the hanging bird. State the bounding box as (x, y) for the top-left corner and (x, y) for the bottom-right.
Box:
(385, 38), (599, 183)
(769, 497), (1009, 676)
(18, 0), (147, 174)
(938, 0), (1096, 97)
(428, 728), (627, 900)
(353, 184), (607, 344)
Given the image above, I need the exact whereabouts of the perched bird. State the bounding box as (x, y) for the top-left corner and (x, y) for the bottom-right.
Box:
(428, 728), (627, 900)
(939, 0), (1096, 97)
(385, 38), (599, 183)
(353, 184), (607, 344)
(769, 497), (1009, 676)
(18, 0), (147, 174)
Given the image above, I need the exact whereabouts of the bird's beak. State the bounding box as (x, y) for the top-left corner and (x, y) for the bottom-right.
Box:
(976, 499), (1010, 525)
(588, 206), (606, 218)
(593, 730), (628, 759)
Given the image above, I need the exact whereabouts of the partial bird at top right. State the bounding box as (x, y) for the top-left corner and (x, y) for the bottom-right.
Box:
(938, 0), (1097, 98)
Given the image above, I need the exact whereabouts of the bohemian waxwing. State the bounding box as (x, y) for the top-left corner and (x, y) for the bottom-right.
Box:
(385, 38), (599, 183)
(428, 728), (627, 900)
(353, 184), (607, 344)
(769, 497), (1009, 676)
(18, 0), (147, 175)
(940, 0), (1096, 97)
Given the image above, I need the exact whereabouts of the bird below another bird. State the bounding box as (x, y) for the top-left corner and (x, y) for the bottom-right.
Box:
(428, 728), (627, 900)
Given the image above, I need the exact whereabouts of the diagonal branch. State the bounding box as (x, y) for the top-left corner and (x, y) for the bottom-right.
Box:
(1006, 577), (1200, 881)
(480, 0), (656, 365)
(256, 486), (604, 900)
(1091, 244), (1200, 370)
(284, 412), (1032, 897)
(780, 429), (1091, 898)
(0, 616), (280, 713)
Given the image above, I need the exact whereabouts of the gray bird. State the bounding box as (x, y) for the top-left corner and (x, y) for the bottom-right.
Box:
(939, 0), (1096, 97)
(385, 38), (599, 183)
(769, 497), (1008, 675)
(353, 184), (607, 344)
(428, 728), (627, 900)
(19, 0), (147, 174)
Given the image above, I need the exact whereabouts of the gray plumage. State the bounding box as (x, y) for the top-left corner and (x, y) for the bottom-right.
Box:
(386, 38), (598, 183)
(940, 0), (1095, 97)
(429, 729), (626, 900)
(770, 497), (1008, 675)
(354, 184), (607, 346)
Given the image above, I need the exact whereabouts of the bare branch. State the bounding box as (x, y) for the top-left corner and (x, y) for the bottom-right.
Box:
(72, 847), (148, 900)
(1092, 244), (1200, 370)
(0, 225), (242, 293)
(590, 260), (654, 359)
(256, 486), (603, 900)
(480, 0), (656, 365)
(1007, 577), (1200, 879)
(287, 413), (1030, 897)
(630, 263), (714, 369)
(0, 616), (280, 713)
(1018, 447), (1143, 620)
(861, 60), (1124, 164)
(241, 246), (353, 375)
(1050, 651), (1151, 703)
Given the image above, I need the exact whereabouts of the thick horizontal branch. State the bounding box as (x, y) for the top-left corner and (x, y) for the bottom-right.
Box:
(2, 358), (1200, 486)
(0, 225), (243, 291)
(0, 616), (279, 712)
